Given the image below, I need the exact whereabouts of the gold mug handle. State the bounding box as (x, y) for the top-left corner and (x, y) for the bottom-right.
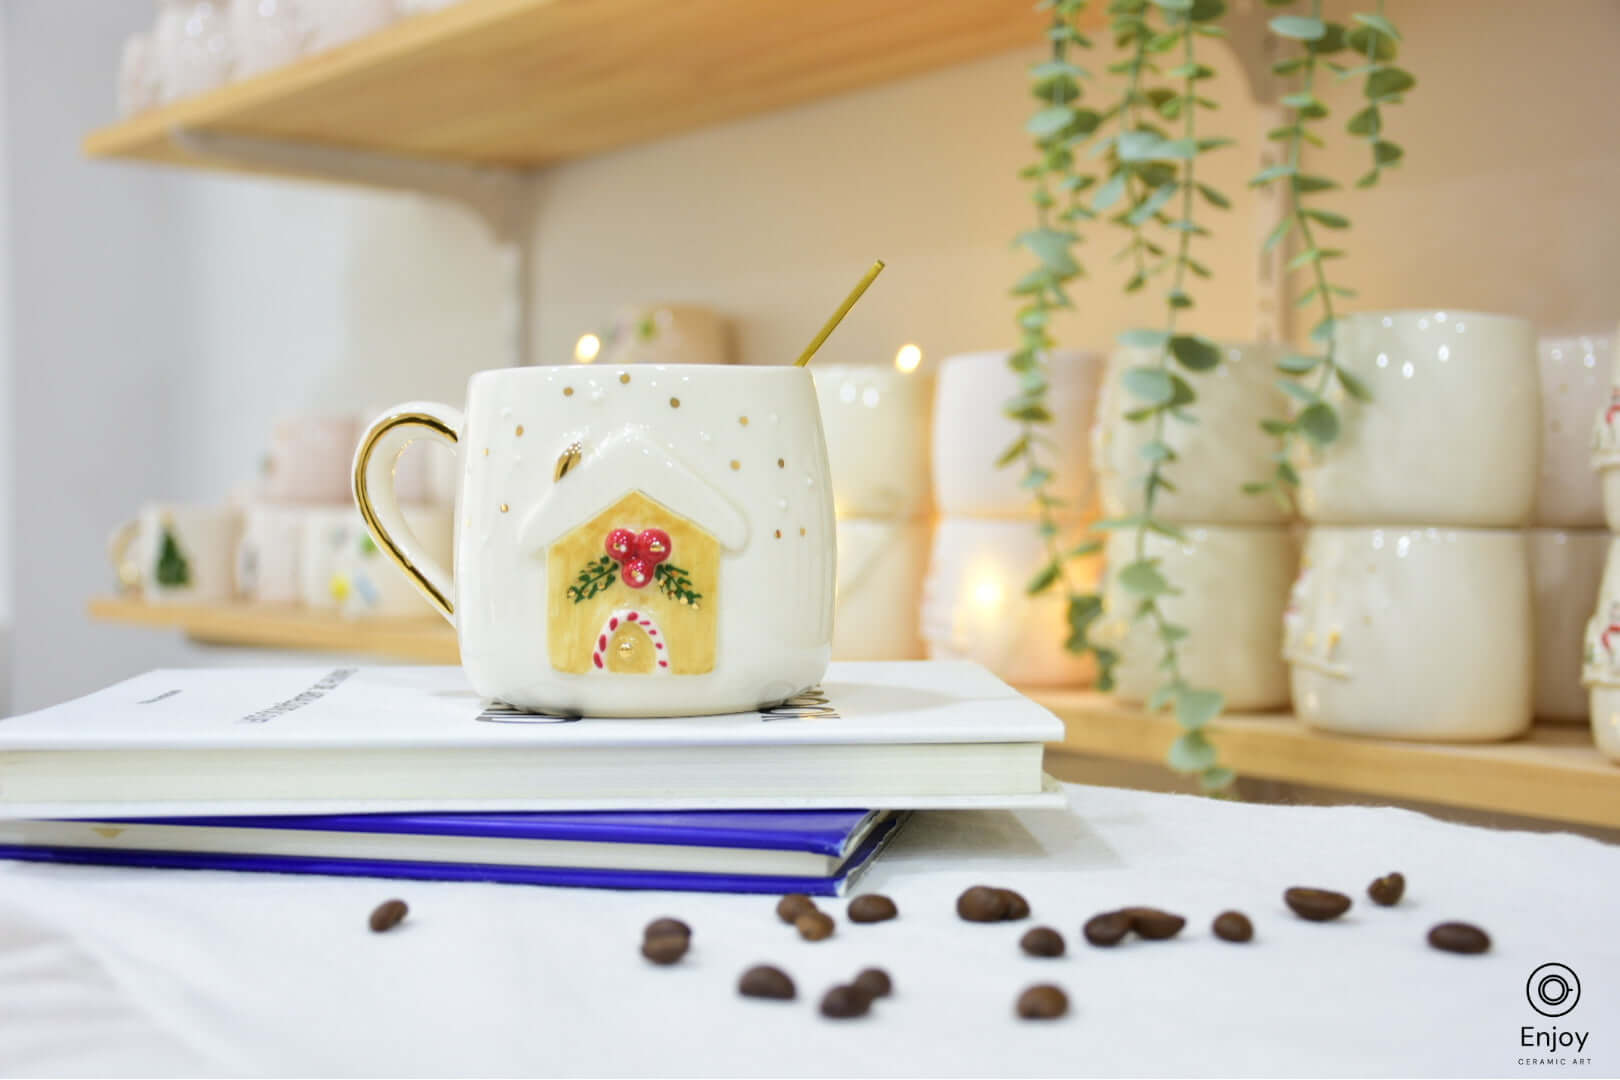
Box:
(352, 402), (462, 623)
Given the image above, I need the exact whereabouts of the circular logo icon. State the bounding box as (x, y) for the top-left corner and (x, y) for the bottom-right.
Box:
(1526, 963), (1581, 1017)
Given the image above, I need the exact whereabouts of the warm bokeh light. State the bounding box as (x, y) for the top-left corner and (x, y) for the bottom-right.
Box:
(894, 343), (922, 374)
(972, 579), (1003, 612)
(574, 333), (601, 363)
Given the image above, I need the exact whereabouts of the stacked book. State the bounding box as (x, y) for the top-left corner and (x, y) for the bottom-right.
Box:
(0, 661), (1062, 895)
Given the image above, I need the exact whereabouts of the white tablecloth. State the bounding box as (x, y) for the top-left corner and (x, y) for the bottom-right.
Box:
(0, 783), (1614, 1077)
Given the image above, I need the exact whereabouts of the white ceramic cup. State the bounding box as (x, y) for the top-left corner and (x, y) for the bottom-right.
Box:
(595, 305), (732, 367)
(298, 505), (363, 610)
(1535, 334), (1611, 527)
(1528, 528), (1606, 721)
(832, 518), (929, 661)
(154, 0), (233, 102)
(920, 516), (1096, 687)
(1581, 536), (1620, 761)
(1588, 688), (1620, 764)
(237, 504), (306, 607)
(230, 0), (312, 78)
(1095, 343), (1293, 525)
(109, 504), (243, 605)
(264, 414), (360, 504)
(1296, 311), (1539, 527)
(355, 365), (836, 716)
(1098, 525), (1297, 710)
(1286, 525), (1532, 741)
(305, 0), (398, 52)
(813, 365), (933, 519)
(117, 32), (159, 117)
(334, 505), (453, 617)
(932, 350), (1102, 517)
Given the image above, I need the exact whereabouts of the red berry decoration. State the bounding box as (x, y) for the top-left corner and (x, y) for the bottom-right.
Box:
(605, 529), (637, 561)
(621, 558), (654, 589)
(637, 529), (673, 566)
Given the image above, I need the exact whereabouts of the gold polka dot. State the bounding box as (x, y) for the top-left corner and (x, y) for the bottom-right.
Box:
(730, 460), (741, 471)
(563, 387), (574, 397)
(670, 397), (681, 408)
(619, 372), (631, 384)
(739, 416), (749, 427)
(515, 425), (525, 437)
(799, 527), (806, 536)
(777, 458), (785, 468)
(499, 503), (509, 513)
(774, 529), (782, 539)
(483, 448), (490, 456)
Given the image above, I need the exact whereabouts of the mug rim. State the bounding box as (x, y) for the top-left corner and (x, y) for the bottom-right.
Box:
(1338, 309), (1532, 331)
(1302, 523), (1529, 538)
(476, 362), (811, 381)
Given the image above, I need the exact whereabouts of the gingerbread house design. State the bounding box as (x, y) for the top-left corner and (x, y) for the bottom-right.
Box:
(518, 431), (749, 676)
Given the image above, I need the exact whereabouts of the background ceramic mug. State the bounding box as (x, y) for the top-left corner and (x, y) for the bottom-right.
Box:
(108, 504), (242, 605)
(354, 365), (836, 716)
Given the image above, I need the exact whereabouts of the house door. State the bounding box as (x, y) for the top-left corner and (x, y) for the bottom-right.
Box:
(605, 621), (657, 674)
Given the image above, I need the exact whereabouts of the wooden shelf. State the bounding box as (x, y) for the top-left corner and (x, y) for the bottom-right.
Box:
(1037, 690), (1620, 830)
(85, 0), (1057, 179)
(86, 599), (1620, 828)
(88, 596), (458, 664)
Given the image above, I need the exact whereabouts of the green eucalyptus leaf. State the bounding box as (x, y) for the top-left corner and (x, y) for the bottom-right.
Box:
(1168, 730), (1218, 771)
(1366, 66), (1416, 98)
(1336, 366), (1374, 401)
(994, 436), (1029, 467)
(1310, 316), (1339, 343)
(1285, 248), (1323, 271)
(1277, 352), (1321, 373)
(1069, 539), (1103, 559)
(1306, 21), (1347, 53)
(1150, 0), (1194, 9)
(1118, 328), (1171, 348)
(1026, 562), (1062, 596)
(1165, 373), (1197, 409)
(1355, 169), (1381, 188)
(1304, 208), (1350, 229)
(1272, 56), (1306, 75)
(1030, 58), (1090, 81)
(1018, 227), (1081, 275)
(1196, 183), (1230, 209)
(1118, 559), (1171, 597)
(1028, 105), (1078, 138)
(1145, 518), (1187, 543)
(1151, 137), (1198, 160)
(1297, 401), (1340, 446)
(1249, 163), (1297, 187)
(1269, 14), (1325, 39)
(1116, 130), (1165, 161)
(1175, 688), (1224, 731)
(1277, 379), (1320, 404)
(1195, 136), (1236, 152)
(1169, 334), (1221, 371)
(1263, 215), (1294, 252)
(1091, 172), (1128, 211)
(1259, 417), (1294, 436)
(1020, 465), (1054, 489)
(1280, 92), (1321, 110)
(1292, 174), (1339, 193)
(1123, 365), (1175, 404)
(1347, 104), (1381, 136)
(1346, 24), (1398, 59)
(1200, 765), (1237, 792)
(1168, 289), (1193, 309)
(1188, 0), (1227, 21)
(1352, 12), (1401, 40)
(1276, 460), (1301, 486)
(1374, 139), (1404, 165)
(1139, 439), (1176, 463)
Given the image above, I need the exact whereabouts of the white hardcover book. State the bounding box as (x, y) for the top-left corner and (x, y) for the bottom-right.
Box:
(0, 661), (1066, 817)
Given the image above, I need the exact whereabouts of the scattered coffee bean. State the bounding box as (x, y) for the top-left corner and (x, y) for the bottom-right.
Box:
(776, 893), (817, 924)
(796, 910), (836, 941)
(1083, 910), (1133, 947)
(738, 965), (796, 1000)
(1212, 911), (1254, 943)
(641, 934), (689, 965)
(368, 898), (408, 933)
(820, 984), (871, 1019)
(1016, 984), (1069, 1020)
(1020, 926), (1066, 957)
(853, 967), (892, 999)
(1428, 921), (1491, 955)
(643, 917), (691, 941)
(847, 894), (898, 923)
(957, 885), (1010, 923)
(997, 889), (1031, 921)
(1284, 887), (1352, 922)
(1368, 872), (1406, 907)
(1122, 907), (1185, 940)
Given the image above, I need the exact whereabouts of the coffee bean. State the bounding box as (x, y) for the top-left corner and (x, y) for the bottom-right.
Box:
(1083, 910), (1132, 947)
(1284, 887), (1352, 922)
(957, 885), (1010, 923)
(1015, 984), (1068, 1020)
(643, 917), (691, 941)
(1368, 872), (1405, 907)
(641, 934), (689, 965)
(847, 894), (898, 923)
(1122, 907), (1185, 940)
(796, 910), (836, 941)
(1212, 911), (1253, 943)
(368, 898), (408, 933)
(1020, 926), (1066, 957)
(997, 889), (1030, 921)
(853, 967), (892, 999)
(738, 965), (796, 1000)
(820, 984), (871, 1019)
(1428, 922), (1490, 954)
(776, 893), (817, 924)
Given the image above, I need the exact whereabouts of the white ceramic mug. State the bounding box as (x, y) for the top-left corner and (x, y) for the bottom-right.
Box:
(832, 518), (929, 661)
(920, 516), (1096, 687)
(596, 305), (732, 367)
(117, 32), (159, 117)
(1286, 525), (1531, 741)
(1535, 334), (1610, 527)
(1098, 525), (1297, 710)
(1296, 311), (1539, 527)
(298, 506), (363, 610)
(932, 350), (1102, 517)
(230, 0), (312, 78)
(264, 414), (359, 504)
(1528, 528), (1606, 721)
(813, 365), (933, 519)
(237, 504), (306, 607)
(354, 365), (836, 716)
(154, 0), (233, 102)
(305, 0), (398, 53)
(1095, 343), (1292, 525)
(109, 504), (243, 605)
(1581, 536), (1620, 762)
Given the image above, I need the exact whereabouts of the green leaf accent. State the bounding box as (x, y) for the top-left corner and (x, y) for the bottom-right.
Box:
(154, 527), (191, 588)
(1117, 559), (1171, 597)
(1091, 172), (1128, 212)
(1373, 139), (1404, 165)
(1175, 688), (1224, 731)
(1345, 24), (1398, 60)
(1169, 334), (1221, 371)
(1018, 228), (1080, 276)
(1277, 352), (1322, 374)
(1249, 163), (1296, 187)
(1200, 766), (1237, 792)
(1123, 366), (1175, 404)
(1196, 183), (1230, 209)
(1026, 562), (1062, 596)
(1118, 328), (1171, 348)
(1168, 730), (1219, 771)
(1366, 66), (1416, 98)
(1139, 439), (1177, 463)
(1304, 208), (1350, 229)
(1292, 174), (1339, 193)
(1296, 402), (1341, 446)
(1336, 366), (1374, 402)
(1269, 15), (1325, 40)
(1277, 379), (1320, 405)
(566, 554), (619, 604)
(1028, 105), (1077, 138)
(1126, 183), (1178, 226)
(1352, 12), (1401, 41)
(1347, 105), (1381, 137)
(1116, 130), (1165, 161)
(995, 436), (1029, 467)
(1263, 215), (1294, 252)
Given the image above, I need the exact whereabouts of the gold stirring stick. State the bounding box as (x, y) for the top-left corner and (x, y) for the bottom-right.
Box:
(793, 259), (886, 367)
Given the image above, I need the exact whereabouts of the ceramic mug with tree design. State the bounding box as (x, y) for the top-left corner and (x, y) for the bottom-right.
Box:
(354, 365), (837, 716)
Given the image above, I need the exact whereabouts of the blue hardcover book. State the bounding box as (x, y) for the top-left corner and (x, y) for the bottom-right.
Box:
(0, 808), (906, 896)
